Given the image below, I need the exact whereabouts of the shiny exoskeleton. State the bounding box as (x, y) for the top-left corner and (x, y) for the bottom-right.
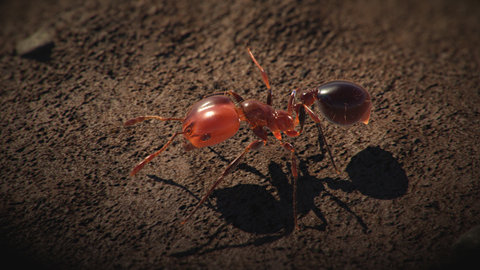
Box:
(124, 48), (372, 229)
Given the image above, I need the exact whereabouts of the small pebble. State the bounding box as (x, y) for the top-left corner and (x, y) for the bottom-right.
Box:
(16, 27), (55, 57)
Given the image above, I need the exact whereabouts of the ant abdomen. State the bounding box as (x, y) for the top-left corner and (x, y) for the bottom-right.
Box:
(316, 81), (372, 126)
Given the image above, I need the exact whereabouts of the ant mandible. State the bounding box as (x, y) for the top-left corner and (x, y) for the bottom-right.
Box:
(124, 48), (372, 229)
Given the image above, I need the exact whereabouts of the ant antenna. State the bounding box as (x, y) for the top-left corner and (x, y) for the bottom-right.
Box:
(247, 47), (273, 106)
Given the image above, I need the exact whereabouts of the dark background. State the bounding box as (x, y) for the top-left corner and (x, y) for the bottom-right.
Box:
(1, 0), (479, 269)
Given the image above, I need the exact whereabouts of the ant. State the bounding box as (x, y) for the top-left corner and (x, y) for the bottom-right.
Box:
(124, 48), (372, 229)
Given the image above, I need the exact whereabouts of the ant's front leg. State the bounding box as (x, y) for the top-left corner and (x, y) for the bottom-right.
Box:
(181, 139), (265, 224)
(124, 115), (184, 176)
(129, 132), (183, 176)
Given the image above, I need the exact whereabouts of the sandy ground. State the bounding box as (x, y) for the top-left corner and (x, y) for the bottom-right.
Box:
(1, 0), (479, 269)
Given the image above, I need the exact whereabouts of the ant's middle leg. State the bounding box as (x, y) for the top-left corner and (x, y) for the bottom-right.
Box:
(278, 141), (299, 230)
(181, 139), (265, 225)
(292, 103), (306, 134)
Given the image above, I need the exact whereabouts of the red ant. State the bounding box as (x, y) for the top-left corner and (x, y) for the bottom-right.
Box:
(124, 48), (372, 229)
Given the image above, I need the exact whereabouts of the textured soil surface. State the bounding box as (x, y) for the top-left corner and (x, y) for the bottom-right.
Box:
(1, 0), (480, 269)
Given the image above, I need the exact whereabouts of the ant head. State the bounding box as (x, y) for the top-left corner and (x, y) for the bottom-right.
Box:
(182, 95), (240, 148)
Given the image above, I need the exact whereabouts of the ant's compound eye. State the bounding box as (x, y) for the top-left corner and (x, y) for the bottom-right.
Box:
(183, 124), (193, 135)
(316, 81), (371, 126)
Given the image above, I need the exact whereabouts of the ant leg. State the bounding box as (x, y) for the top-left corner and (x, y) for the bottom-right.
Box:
(287, 89), (298, 115)
(302, 105), (340, 174)
(316, 122), (339, 174)
(247, 48), (272, 105)
(295, 104), (306, 134)
(124, 116), (183, 126)
(279, 141), (299, 230)
(181, 139), (265, 224)
(129, 132), (183, 176)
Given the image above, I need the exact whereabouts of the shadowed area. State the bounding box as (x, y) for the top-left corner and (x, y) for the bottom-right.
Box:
(213, 184), (290, 234)
(347, 146), (408, 199)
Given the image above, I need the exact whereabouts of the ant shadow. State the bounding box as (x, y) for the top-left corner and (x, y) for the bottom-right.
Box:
(345, 146), (409, 199)
(149, 145), (408, 256)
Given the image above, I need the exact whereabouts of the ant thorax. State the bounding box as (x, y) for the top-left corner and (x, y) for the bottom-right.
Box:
(239, 99), (295, 135)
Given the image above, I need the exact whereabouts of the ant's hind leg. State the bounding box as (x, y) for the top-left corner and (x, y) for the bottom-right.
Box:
(302, 105), (340, 174)
(181, 139), (265, 224)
